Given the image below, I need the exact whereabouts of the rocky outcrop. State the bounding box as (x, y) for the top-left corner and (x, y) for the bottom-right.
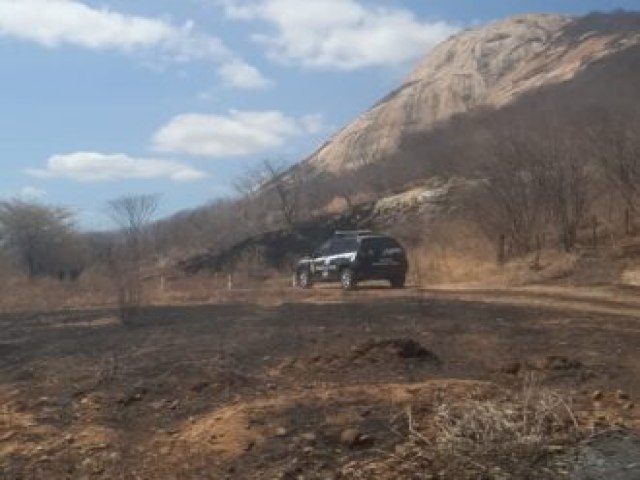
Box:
(304, 12), (640, 174)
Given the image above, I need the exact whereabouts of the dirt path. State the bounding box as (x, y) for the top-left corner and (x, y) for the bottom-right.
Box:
(425, 284), (640, 317)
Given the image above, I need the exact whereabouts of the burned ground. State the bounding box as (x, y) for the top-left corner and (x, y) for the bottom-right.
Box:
(1, 289), (639, 478)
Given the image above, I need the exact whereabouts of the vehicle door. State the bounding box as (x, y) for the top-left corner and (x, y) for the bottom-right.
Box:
(310, 240), (333, 281)
(326, 238), (359, 280)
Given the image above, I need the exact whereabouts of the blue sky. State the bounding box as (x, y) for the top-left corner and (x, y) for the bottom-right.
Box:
(0, 0), (637, 229)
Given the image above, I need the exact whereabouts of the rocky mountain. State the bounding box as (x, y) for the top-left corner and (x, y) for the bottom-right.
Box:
(304, 12), (640, 174)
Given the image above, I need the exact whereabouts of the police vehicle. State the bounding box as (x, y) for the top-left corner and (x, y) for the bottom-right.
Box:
(294, 230), (408, 290)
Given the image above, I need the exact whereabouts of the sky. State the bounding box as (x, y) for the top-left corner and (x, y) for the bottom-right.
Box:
(0, 0), (637, 229)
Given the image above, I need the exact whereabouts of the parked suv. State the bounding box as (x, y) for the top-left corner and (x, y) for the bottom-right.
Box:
(294, 230), (408, 290)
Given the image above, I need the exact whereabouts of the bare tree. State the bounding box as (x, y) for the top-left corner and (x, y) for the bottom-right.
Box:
(263, 160), (304, 228)
(468, 122), (595, 260)
(588, 113), (640, 234)
(470, 130), (551, 258)
(0, 199), (83, 278)
(234, 159), (304, 230)
(542, 132), (593, 252)
(107, 195), (160, 256)
(106, 194), (160, 324)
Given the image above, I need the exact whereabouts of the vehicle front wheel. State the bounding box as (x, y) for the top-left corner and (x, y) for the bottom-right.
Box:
(340, 268), (357, 291)
(389, 276), (405, 289)
(296, 270), (313, 289)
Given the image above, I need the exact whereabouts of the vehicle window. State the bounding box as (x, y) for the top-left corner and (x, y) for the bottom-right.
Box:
(360, 237), (402, 252)
(331, 238), (358, 254)
(315, 241), (332, 257)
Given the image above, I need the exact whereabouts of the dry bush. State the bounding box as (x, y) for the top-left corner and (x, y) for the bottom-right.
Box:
(0, 266), (116, 313)
(412, 248), (497, 286)
(415, 378), (582, 478)
(401, 219), (498, 286)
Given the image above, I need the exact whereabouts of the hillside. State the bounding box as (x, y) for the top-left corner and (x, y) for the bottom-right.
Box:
(302, 12), (640, 175)
(166, 11), (640, 286)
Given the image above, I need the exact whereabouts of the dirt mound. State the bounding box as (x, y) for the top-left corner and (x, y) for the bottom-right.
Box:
(350, 338), (441, 363)
(499, 355), (598, 385)
(272, 338), (442, 380)
(531, 355), (583, 371)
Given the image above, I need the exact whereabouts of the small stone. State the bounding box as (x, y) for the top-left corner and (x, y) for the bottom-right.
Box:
(107, 452), (121, 462)
(546, 445), (565, 453)
(617, 390), (630, 400)
(340, 429), (361, 447)
(301, 432), (317, 442)
(275, 427), (288, 437)
(339, 429), (374, 448)
(500, 361), (521, 375)
(395, 444), (411, 456)
(623, 402), (635, 410)
(592, 390), (604, 401)
(0, 431), (16, 442)
(191, 381), (210, 393)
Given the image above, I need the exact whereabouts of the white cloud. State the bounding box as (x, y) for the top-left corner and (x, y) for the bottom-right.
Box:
(153, 110), (323, 157)
(0, 0), (270, 88)
(26, 152), (208, 183)
(19, 186), (47, 199)
(218, 59), (272, 89)
(300, 113), (326, 134)
(0, 0), (215, 58)
(218, 0), (458, 70)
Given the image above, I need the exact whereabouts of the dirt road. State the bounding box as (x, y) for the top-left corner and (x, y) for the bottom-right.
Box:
(1, 287), (639, 478)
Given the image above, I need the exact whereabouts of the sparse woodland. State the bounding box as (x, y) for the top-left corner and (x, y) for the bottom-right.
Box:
(2, 38), (640, 310)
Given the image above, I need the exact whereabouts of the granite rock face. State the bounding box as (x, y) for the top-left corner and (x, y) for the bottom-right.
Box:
(304, 13), (640, 174)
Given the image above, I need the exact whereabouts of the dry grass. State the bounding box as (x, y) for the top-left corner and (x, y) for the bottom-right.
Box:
(434, 383), (578, 455)
(409, 247), (497, 286)
(403, 376), (583, 478)
(0, 267), (113, 313)
(0, 264), (297, 313)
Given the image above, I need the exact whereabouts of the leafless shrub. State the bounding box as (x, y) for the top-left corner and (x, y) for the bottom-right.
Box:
(106, 194), (160, 325)
(588, 111), (640, 234)
(468, 120), (595, 263)
(234, 159), (306, 230)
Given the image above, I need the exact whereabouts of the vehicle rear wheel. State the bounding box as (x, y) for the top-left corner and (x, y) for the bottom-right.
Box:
(296, 270), (312, 289)
(389, 275), (405, 289)
(340, 268), (356, 290)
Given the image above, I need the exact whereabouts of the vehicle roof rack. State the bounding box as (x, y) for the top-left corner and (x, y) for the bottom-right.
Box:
(334, 230), (373, 237)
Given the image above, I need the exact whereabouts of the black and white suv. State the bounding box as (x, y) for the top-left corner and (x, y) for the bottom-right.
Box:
(294, 230), (408, 290)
